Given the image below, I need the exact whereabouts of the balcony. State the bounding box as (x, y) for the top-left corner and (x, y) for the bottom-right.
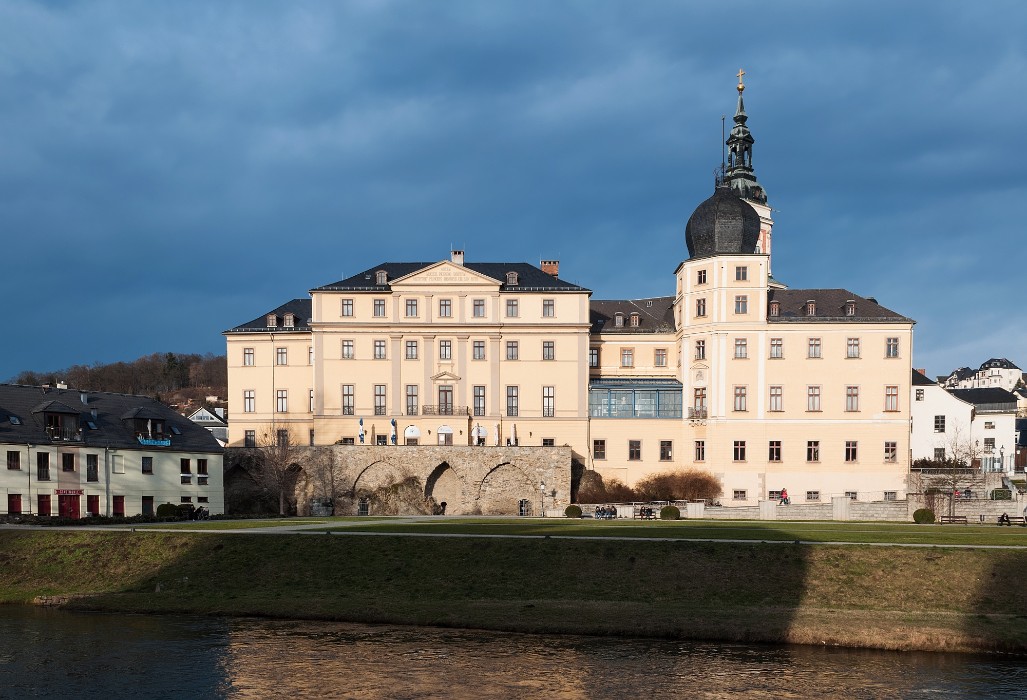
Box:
(45, 426), (81, 442)
(688, 408), (708, 420)
(421, 405), (469, 416)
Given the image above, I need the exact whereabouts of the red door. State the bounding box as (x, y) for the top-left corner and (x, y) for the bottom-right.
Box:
(38, 495), (51, 516)
(87, 494), (99, 516)
(7, 494), (21, 515)
(58, 494), (80, 519)
(113, 496), (125, 517)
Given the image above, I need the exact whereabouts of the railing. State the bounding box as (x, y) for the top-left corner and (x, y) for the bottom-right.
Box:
(422, 405), (469, 416)
(45, 426), (81, 442)
(688, 408), (708, 419)
(37, 467), (50, 481)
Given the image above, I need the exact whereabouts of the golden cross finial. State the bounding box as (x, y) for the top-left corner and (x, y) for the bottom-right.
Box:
(736, 68), (745, 93)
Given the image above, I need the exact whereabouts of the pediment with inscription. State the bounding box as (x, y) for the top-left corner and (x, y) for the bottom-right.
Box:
(391, 261), (500, 288)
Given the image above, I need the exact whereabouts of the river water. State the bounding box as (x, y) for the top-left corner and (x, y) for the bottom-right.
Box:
(1, 606), (1024, 699)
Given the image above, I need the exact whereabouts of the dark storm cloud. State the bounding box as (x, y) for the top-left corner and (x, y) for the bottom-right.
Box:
(0, 1), (1024, 379)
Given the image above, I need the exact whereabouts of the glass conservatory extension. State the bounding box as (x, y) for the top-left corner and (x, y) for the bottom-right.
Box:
(588, 378), (682, 419)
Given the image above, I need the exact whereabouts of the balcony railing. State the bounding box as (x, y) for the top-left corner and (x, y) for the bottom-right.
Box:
(688, 408), (708, 419)
(45, 426), (81, 442)
(422, 405), (469, 416)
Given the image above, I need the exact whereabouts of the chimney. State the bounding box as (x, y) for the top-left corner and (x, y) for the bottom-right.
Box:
(540, 259), (559, 277)
(915, 368), (927, 376)
(451, 250), (464, 266)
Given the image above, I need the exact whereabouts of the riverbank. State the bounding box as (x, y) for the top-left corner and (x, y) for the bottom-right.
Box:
(1, 530), (1024, 654)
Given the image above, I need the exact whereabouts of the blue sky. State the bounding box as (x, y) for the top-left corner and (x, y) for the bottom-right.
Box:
(1, 1), (1024, 382)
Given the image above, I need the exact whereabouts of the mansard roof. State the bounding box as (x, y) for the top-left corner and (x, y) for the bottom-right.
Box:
(979, 358), (1020, 371)
(767, 289), (912, 323)
(0, 384), (223, 453)
(225, 299), (312, 334)
(312, 262), (589, 293)
(590, 297), (675, 334)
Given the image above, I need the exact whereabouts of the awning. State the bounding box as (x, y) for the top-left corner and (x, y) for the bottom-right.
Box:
(404, 426), (421, 439)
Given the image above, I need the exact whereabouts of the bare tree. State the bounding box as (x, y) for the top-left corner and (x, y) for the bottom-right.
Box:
(253, 424), (304, 516)
(308, 446), (341, 513)
(921, 425), (984, 517)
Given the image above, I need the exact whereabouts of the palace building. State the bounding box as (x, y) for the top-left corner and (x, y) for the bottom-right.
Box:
(225, 77), (914, 509)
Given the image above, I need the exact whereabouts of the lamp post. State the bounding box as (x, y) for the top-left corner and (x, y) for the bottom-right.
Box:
(1000, 446), (1005, 473)
(539, 480), (546, 518)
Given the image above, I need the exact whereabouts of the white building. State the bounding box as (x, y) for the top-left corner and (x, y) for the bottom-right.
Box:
(943, 358), (1022, 392)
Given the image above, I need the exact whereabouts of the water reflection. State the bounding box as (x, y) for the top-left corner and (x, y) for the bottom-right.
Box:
(2, 607), (1025, 699)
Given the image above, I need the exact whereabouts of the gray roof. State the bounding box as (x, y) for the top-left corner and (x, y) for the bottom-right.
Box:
(590, 297), (675, 334)
(947, 387), (1019, 408)
(768, 289), (912, 323)
(225, 298), (312, 334)
(979, 358), (1020, 371)
(312, 262), (589, 293)
(912, 370), (937, 386)
(0, 384), (223, 453)
(685, 186), (761, 260)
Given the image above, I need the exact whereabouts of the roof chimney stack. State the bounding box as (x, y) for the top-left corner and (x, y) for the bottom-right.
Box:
(451, 250), (464, 266)
(540, 259), (559, 277)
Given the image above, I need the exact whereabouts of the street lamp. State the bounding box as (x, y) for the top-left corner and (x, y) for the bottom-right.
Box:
(1000, 446), (1005, 473)
(539, 480), (546, 518)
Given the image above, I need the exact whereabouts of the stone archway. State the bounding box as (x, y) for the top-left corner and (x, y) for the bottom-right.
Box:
(475, 461), (537, 515)
(425, 462), (465, 514)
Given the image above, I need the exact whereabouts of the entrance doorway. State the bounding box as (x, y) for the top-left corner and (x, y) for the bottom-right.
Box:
(58, 495), (80, 519)
(38, 494), (51, 516)
(87, 495), (99, 517)
(142, 496), (154, 517)
(437, 425), (454, 446)
(7, 494), (21, 515)
(518, 499), (532, 517)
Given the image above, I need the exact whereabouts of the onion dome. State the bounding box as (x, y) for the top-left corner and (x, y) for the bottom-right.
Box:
(684, 185), (761, 259)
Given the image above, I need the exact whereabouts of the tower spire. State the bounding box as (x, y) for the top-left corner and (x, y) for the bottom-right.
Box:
(724, 69), (767, 205)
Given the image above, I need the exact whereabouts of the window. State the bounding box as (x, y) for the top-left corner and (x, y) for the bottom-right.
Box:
(769, 300), (780, 317)
(693, 388), (707, 412)
(406, 385), (419, 415)
(439, 340), (452, 360)
(375, 270), (387, 285)
(405, 299), (418, 317)
(6, 451), (19, 470)
(806, 491), (821, 502)
(654, 348), (667, 367)
(342, 340), (354, 359)
(593, 439), (606, 460)
(374, 340), (387, 359)
(694, 440), (705, 462)
(734, 338), (748, 359)
(934, 415), (945, 433)
(341, 298), (354, 317)
(180, 458), (191, 474)
(807, 386), (821, 411)
(628, 440), (641, 460)
(847, 338), (860, 358)
(621, 348), (634, 367)
(695, 340), (706, 360)
(845, 300), (856, 317)
(342, 385), (354, 415)
(733, 489), (747, 501)
(735, 265), (748, 281)
(406, 340), (418, 360)
(589, 347), (599, 368)
(542, 341), (555, 361)
(62, 453), (75, 472)
(915, 388), (924, 401)
(696, 298), (706, 317)
(374, 385), (386, 415)
(984, 437), (996, 452)
(37, 453), (49, 480)
(885, 386), (899, 412)
(243, 390), (255, 413)
(770, 338), (783, 358)
(197, 459), (208, 476)
(733, 386), (747, 412)
(845, 441), (858, 462)
(542, 299), (555, 317)
(506, 341), (519, 360)
(439, 299), (452, 318)
(506, 386), (519, 417)
(244, 430), (256, 448)
(276, 347), (287, 365)
(473, 341), (486, 360)
(376, 434), (388, 446)
(276, 390), (288, 413)
(884, 442), (897, 462)
(884, 491), (897, 501)
(309, 346), (314, 365)
(141, 456), (152, 474)
(266, 314), (277, 328)
(614, 313), (624, 328)
(542, 438), (555, 447)
(473, 386), (485, 417)
(542, 386), (555, 417)
(769, 386), (783, 412)
(506, 271), (519, 286)
(660, 441), (673, 461)
(734, 295), (748, 314)
(473, 299), (486, 317)
(733, 441), (746, 461)
(506, 299), (519, 317)
(807, 441), (820, 462)
(629, 313), (640, 327)
(806, 300), (816, 316)
(808, 338), (822, 358)
(886, 337), (899, 358)
(243, 348), (254, 366)
(373, 299), (386, 317)
(697, 269), (707, 285)
(769, 441), (781, 462)
(845, 386), (859, 412)
(934, 447), (946, 460)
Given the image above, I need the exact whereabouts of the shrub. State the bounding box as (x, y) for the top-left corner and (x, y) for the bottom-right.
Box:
(659, 505), (680, 520)
(565, 505), (582, 518)
(155, 503), (180, 519)
(913, 508), (935, 524)
(635, 469), (723, 502)
(575, 471), (637, 503)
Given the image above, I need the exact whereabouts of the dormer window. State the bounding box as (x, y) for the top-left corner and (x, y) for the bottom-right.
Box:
(629, 313), (640, 327)
(769, 300), (780, 317)
(283, 313), (295, 328)
(506, 271), (519, 286)
(614, 312), (624, 328)
(375, 270), (388, 285)
(845, 300), (856, 317)
(806, 300), (816, 316)
(266, 314), (278, 328)
(44, 413), (80, 441)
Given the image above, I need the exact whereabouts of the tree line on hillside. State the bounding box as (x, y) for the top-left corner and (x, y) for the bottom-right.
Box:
(8, 353), (227, 403)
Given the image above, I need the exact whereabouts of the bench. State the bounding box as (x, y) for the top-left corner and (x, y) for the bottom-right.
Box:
(997, 515), (1026, 526)
(940, 515), (968, 524)
(633, 508), (657, 520)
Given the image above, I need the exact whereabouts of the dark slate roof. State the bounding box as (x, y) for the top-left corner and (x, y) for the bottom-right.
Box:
(767, 289), (912, 323)
(979, 357), (1020, 371)
(685, 186), (762, 259)
(912, 370), (937, 386)
(225, 298), (312, 334)
(0, 384), (223, 453)
(590, 297), (675, 334)
(311, 262), (589, 293)
(947, 387), (1019, 408)
(946, 367), (975, 382)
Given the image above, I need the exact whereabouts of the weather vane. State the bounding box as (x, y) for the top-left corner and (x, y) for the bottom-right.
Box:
(736, 68), (745, 93)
